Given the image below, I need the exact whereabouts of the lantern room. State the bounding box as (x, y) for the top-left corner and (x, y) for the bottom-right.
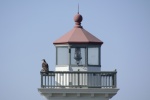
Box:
(53, 13), (103, 72)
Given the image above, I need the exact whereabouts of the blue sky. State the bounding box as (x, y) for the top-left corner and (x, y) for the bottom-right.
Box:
(0, 0), (150, 100)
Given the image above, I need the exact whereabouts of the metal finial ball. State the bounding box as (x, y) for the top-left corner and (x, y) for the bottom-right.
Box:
(74, 14), (83, 23)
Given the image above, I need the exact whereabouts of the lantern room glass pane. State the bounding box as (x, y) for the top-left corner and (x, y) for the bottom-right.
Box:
(57, 47), (68, 65)
(71, 47), (85, 65)
(88, 47), (99, 65)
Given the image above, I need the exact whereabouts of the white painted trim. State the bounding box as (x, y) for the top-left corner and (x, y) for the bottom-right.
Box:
(38, 88), (119, 100)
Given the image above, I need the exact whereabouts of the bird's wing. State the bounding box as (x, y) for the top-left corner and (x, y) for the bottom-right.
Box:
(46, 63), (49, 70)
(42, 62), (46, 67)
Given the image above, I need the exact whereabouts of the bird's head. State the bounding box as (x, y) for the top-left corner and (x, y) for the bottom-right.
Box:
(42, 59), (46, 62)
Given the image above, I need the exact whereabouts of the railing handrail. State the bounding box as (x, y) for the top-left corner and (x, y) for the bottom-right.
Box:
(41, 71), (117, 74)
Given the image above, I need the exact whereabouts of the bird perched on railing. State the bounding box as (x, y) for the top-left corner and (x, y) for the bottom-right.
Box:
(41, 59), (49, 73)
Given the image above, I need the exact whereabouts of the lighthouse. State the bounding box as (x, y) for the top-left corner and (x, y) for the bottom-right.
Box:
(38, 12), (119, 100)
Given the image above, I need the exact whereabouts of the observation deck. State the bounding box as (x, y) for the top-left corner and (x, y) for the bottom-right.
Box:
(40, 71), (117, 88)
(38, 71), (119, 100)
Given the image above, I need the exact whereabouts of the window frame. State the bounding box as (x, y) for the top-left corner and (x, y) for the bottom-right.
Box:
(87, 46), (100, 66)
(70, 46), (86, 66)
(56, 46), (69, 65)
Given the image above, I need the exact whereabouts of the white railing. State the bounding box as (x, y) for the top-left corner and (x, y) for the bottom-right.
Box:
(40, 71), (117, 88)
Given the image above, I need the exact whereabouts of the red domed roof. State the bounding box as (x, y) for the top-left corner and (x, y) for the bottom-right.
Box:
(53, 13), (103, 45)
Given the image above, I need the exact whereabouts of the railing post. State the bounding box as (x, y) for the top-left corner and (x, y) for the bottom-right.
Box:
(112, 74), (114, 88)
(48, 74), (49, 88)
(112, 70), (117, 88)
(78, 69), (80, 87)
(99, 72), (101, 88)
(114, 71), (117, 88)
(41, 72), (43, 88)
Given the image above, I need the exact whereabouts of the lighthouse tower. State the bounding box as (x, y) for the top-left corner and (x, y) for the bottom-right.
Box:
(38, 12), (119, 100)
